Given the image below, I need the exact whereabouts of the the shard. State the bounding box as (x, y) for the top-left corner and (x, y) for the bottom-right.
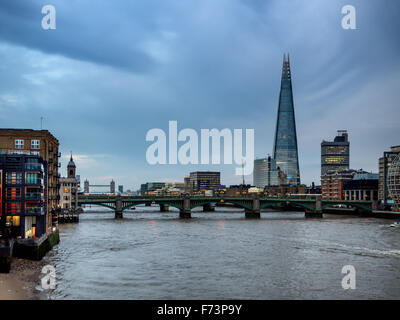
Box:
(272, 54), (301, 185)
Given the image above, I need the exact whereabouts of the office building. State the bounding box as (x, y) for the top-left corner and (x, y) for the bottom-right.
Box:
(321, 130), (350, 176)
(273, 54), (300, 185)
(140, 182), (166, 195)
(118, 185), (123, 194)
(253, 158), (268, 188)
(343, 172), (378, 201)
(321, 169), (367, 200)
(0, 129), (60, 232)
(189, 171), (220, 193)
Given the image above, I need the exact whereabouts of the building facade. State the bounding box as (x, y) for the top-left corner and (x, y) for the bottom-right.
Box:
(272, 54), (300, 186)
(343, 173), (378, 201)
(59, 155), (78, 211)
(321, 169), (366, 200)
(0, 129), (60, 233)
(321, 130), (350, 176)
(0, 154), (48, 239)
(379, 146), (400, 206)
(189, 171), (220, 193)
(140, 182), (166, 195)
(253, 158), (268, 188)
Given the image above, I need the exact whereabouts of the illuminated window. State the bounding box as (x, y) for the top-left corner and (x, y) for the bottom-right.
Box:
(6, 203), (21, 215)
(6, 172), (22, 184)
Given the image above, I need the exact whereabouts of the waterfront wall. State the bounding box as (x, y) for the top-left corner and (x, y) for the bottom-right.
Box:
(13, 230), (60, 261)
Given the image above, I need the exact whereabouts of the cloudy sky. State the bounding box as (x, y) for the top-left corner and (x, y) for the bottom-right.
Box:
(1, 0), (399, 190)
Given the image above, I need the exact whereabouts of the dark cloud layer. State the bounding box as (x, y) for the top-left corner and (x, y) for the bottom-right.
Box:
(0, 0), (399, 188)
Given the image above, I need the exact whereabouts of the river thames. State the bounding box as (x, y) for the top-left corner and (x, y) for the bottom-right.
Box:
(42, 207), (400, 299)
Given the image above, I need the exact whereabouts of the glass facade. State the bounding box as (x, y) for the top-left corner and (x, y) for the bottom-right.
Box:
(321, 130), (350, 176)
(272, 54), (300, 185)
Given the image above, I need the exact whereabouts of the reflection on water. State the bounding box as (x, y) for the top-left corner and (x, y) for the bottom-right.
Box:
(43, 206), (400, 299)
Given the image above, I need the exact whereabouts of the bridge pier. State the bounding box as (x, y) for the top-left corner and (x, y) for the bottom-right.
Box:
(180, 196), (191, 219)
(160, 204), (169, 212)
(115, 196), (123, 219)
(245, 198), (260, 219)
(305, 196), (322, 218)
(203, 203), (215, 212)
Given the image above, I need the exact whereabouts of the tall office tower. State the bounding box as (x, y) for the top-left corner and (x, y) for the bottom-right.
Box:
(253, 158), (268, 188)
(321, 130), (350, 176)
(272, 54), (300, 185)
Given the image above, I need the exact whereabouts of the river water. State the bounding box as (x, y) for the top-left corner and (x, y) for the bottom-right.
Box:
(42, 206), (400, 299)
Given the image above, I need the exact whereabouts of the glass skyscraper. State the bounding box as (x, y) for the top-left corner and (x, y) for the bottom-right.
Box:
(272, 54), (300, 185)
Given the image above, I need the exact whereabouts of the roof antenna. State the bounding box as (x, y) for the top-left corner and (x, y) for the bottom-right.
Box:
(40, 116), (43, 130)
(242, 159), (245, 185)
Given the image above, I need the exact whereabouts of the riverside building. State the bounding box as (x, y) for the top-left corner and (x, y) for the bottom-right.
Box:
(379, 146), (400, 207)
(0, 129), (60, 233)
(59, 154), (79, 211)
(0, 154), (47, 239)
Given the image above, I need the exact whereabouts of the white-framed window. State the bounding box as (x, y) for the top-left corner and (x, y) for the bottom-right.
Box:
(31, 139), (40, 149)
(15, 139), (24, 149)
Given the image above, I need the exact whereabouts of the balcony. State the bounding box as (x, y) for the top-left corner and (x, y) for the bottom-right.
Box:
(25, 193), (42, 200)
(26, 163), (42, 171)
(25, 207), (43, 215)
(57, 152), (61, 158)
(26, 180), (43, 186)
(57, 162), (61, 168)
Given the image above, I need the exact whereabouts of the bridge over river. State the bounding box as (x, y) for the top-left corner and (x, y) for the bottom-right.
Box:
(77, 195), (377, 219)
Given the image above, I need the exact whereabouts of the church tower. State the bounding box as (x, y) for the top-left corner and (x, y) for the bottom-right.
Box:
(67, 153), (76, 178)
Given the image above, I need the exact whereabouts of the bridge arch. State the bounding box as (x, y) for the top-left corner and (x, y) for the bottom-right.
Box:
(80, 202), (115, 210)
(260, 201), (315, 212)
(321, 202), (371, 212)
(121, 201), (184, 211)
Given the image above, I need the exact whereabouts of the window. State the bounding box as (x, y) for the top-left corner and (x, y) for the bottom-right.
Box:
(15, 139), (24, 149)
(31, 139), (40, 149)
(26, 173), (41, 184)
(6, 203), (21, 215)
(6, 188), (21, 200)
(6, 172), (22, 184)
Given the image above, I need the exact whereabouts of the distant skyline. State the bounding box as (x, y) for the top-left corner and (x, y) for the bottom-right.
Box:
(1, 0), (400, 190)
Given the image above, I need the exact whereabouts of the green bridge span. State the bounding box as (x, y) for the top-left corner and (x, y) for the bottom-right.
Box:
(77, 195), (376, 219)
